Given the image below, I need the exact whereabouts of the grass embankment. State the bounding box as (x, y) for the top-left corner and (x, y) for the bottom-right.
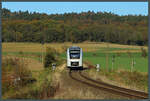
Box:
(10, 68), (59, 99)
(2, 57), (35, 99)
(84, 63), (148, 93)
(2, 48), (63, 99)
(2, 57), (61, 99)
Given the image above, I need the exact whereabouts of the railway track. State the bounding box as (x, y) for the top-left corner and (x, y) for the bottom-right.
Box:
(69, 70), (148, 99)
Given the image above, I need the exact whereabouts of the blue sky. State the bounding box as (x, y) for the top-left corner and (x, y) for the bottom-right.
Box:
(2, 2), (148, 16)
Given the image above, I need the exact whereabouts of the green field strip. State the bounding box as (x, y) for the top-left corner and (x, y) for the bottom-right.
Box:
(60, 51), (148, 72)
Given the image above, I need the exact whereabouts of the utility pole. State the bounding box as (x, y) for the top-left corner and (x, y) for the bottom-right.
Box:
(131, 58), (136, 72)
(42, 32), (45, 66)
(112, 55), (115, 71)
(41, 42), (44, 64)
(106, 43), (109, 72)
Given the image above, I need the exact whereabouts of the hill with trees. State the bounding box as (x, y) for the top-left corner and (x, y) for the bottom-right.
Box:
(2, 8), (148, 45)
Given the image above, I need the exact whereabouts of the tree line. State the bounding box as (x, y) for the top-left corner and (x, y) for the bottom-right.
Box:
(2, 8), (148, 45)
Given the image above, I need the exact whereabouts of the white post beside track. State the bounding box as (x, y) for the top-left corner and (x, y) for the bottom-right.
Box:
(96, 64), (100, 72)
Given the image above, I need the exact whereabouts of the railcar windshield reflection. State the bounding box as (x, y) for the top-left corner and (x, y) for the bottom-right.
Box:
(70, 53), (80, 59)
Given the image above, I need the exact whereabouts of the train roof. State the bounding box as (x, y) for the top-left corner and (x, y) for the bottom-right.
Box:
(69, 46), (81, 51)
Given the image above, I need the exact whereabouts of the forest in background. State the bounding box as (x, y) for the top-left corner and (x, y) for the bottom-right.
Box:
(2, 8), (148, 45)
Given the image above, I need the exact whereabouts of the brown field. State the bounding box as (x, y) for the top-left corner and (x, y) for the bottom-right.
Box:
(2, 42), (147, 53)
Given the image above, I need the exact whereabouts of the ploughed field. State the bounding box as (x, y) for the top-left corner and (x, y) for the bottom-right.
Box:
(2, 42), (148, 72)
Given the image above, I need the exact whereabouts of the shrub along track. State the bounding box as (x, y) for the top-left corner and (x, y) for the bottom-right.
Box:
(69, 70), (148, 99)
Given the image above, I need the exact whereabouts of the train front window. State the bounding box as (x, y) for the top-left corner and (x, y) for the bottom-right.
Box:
(70, 53), (80, 59)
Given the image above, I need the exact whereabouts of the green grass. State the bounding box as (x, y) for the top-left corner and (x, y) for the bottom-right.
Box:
(60, 48), (148, 72)
(98, 47), (139, 51)
(83, 53), (148, 72)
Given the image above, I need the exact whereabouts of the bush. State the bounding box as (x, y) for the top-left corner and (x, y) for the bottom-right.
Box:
(44, 47), (58, 68)
(19, 51), (24, 55)
(117, 52), (121, 57)
(2, 57), (33, 95)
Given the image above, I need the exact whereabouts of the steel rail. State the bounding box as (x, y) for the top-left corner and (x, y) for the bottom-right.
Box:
(79, 71), (148, 99)
(69, 71), (148, 99)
